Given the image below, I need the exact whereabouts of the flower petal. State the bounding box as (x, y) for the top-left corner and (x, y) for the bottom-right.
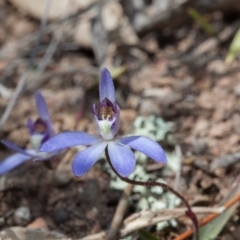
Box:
(1, 140), (37, 157)
(99, 68), (115, 102)
(108, 142), (136, 177)
(40, 131), (100, 152)
(35, 91), (55, 136)
(0, 150), (36, 175)
(72, 141), (107, 177)
(111, 103), (120, 136)
(27, 118), (34, 135)
(118, 136), (167, 164)
(35, 91), (51, 122)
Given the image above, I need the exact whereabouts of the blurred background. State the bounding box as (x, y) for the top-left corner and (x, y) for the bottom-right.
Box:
(0, 0), (240, 239)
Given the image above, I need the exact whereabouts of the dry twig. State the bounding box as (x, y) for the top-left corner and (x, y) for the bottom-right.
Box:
(174, 144), (182, 191)
(79, 207), (224, 240)
(107, 184), (133, 240)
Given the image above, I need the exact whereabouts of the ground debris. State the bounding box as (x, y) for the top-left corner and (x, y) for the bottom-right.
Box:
(0, 0), (240, 239)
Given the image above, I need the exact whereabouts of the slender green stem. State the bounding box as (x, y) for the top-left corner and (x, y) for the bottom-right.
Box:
(105, 149), (199, 240)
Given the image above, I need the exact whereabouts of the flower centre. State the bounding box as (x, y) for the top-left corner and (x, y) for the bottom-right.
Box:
(97, 98), (115, 121)
(34, 118), (47, 134)
(98, 106), (115, 120)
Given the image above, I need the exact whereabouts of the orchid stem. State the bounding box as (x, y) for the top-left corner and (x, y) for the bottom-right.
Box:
(105, 149), (199, 240)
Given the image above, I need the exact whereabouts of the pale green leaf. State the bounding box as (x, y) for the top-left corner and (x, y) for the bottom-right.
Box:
(187, 8), (216, 36)
(199, 184), (240, 240)
(139, 230), (159, 240)
(226, 28), (240, 64)
(199, 203), (238, 240)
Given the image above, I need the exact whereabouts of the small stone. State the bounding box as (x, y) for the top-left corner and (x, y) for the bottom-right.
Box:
(207, 60), (227, 75)
(14, 206), (31, 224)
(231, 113), (240, 133)
(143, 87), (180, 106)
(101, 1), (123, 31)
(218, 77), (233, 88)
(209, 122), (230, 138)
(234, 83), (240, 96)
(0, 217), (4, 227)
(139, 99), (160, 115)
(86, 209), (98, 221)
(74, 19), (92, 48)
(126, 94), (140, 109)
(53, 210), (69, 224)
(192, 118), (209, 136)
(176, 77), (193, 90)
(27, 217), (48, 230)
(197, 91), (215, 110)
(10, 18), (36, 38)
(191, 138), (208, 155)
(53, 169), (72, 187)
(229, 134), (240, 146)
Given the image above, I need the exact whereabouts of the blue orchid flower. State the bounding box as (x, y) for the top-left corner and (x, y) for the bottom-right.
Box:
(40, 68), (167, 177)
(0, 91), (56, 175)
